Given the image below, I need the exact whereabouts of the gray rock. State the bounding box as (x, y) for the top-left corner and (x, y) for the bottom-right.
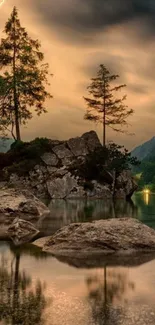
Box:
(41, 152), (58, 166)
(47, 173), (78, 199)
(116, 171), (138, 199)
(67, 185), (86, 198)
(8, 218), (39, 245)
(67, 137), (89, 156)
(53, 143), (73, 159)
(0, 188), (50, 222)
(82, 130), (102, 151)
(40, 218), (155, 256)
(62, 156), (75, 167)
(88, 181), (112, 198)
(47, 166), (58, 174)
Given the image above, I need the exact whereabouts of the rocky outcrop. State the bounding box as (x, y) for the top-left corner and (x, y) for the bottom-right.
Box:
(35, 218), (155, 258)
(3, 131), (137, 200)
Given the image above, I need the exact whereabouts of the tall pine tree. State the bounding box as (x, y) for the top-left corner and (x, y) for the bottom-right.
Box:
(0, 7), (52, 140)
(84, 64), (133, 146)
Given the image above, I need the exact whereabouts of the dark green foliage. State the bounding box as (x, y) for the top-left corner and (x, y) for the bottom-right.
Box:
(83, 181), (94, 191)
(70, 143), (139, 184)
(10, 137), (51, 157)
(132, 147), (155, 190)
(136, 157), (155, 190)
(0, 137), (51, 176)
(84, 64), (133, 145)
(0, 7), (53, 140)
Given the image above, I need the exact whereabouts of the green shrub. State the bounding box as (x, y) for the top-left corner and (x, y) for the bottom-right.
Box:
(0, 137), (52, 176)
(7, 159), (37, 176)
(70, 143), (139, 184)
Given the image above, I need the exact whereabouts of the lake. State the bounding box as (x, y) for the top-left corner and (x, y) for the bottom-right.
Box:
(0, 193), (155, 325)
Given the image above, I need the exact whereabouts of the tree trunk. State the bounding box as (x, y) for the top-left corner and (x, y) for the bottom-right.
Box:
(112, 169), (116, 199)
(103, 81), (106, 146)
(12, 253), (20, 325)
(13, 16), (21, 141)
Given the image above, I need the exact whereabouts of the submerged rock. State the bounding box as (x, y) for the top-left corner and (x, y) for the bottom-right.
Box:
(36, 218), (155, 257)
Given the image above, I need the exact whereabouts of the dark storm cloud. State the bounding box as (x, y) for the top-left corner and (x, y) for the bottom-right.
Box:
(81, 54), (126, 78)
(36, 0), (155, 40)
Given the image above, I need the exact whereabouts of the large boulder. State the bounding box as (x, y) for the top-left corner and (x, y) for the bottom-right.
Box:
(0, 188), (50, 244)
(38, 218), (155, 257)
(67, 136), (89, 156)
(115, 171), (138, 199)
(47, 172), (79, 199)
(82, 130), (102, 151)
(7, 218), (40, 245)
(0, 188), (50, 223)
(41, 152), (59, 166)
(53, 143), (73, 159)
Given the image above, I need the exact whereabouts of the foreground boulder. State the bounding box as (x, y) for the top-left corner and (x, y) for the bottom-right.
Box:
(36, 218), (155, 258)
(0, 188), (50, 242)
(0, 188), (49, 222)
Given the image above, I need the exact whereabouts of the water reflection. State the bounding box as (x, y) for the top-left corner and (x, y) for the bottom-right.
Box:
(86, 268), (135, 325)
(1, 194), (155, 324)
(0, 241), (155, 325)
(133, 194), (155, 228)
(44, 199), (138, 237)
(48, 199), (138, 221)
(0, 244), (49, 325)
(143, 192), (150, 205)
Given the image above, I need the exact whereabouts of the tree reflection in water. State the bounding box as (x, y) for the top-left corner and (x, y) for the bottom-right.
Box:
(0, 246), (49, 325)
(48, 199), (138, 227)
(86, 267), (135, 325)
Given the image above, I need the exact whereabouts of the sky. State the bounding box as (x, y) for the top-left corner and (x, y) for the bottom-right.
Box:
(0, 0), (155, 149)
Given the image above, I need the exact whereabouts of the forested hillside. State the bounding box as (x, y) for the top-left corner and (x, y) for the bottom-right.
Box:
(0, 138), (13, 153)
(131, 137), (155, 191)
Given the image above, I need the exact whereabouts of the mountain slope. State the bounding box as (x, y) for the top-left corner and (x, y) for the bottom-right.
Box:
(0, 138), (14, 153)
(131, 137), (155, 161)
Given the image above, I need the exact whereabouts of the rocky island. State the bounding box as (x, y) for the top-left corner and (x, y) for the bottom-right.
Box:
(0, 131), (137, 200)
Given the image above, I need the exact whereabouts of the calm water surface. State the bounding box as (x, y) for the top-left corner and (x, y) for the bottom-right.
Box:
(1, 193), (155, 325)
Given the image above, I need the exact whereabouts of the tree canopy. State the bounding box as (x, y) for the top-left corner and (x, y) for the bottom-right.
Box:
(84, 64), (133, 146)
(0, 7), (52, 140)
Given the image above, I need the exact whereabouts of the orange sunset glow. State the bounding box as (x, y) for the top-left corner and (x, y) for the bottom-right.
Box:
(1, 0), (155, 149)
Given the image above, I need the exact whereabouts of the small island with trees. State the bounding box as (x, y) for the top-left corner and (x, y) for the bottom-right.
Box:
(0, 7), (150, 250)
